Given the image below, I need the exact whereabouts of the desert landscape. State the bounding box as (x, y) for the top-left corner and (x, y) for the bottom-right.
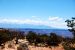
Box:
(0, 39), (64, 50)
(0, 0), (75, 50)
(0, 27), (75, 50)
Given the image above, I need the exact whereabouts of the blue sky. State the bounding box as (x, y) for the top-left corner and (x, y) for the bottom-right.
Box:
(0, 0), (75, 29)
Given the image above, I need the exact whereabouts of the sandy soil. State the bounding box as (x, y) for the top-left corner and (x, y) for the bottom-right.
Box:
(29, 45), (64, 50)
(0, 39), (64, 50)
(2, 46), (64, 50)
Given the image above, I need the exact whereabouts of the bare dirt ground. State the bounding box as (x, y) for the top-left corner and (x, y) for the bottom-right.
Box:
(0, 39), (64, 50)
(0, 46), (64, 50)
(29, 44), (64, 50)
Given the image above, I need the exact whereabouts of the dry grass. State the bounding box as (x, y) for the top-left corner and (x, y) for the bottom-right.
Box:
(0, 39), (66, 50)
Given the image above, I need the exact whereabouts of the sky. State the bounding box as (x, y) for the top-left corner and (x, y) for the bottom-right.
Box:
(0, 0), (75, 29)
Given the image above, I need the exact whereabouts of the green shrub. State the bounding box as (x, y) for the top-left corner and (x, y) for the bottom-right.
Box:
(17, 43), (29, 50)
(62, 42), (75, 50)
(8, 44), (13, 48)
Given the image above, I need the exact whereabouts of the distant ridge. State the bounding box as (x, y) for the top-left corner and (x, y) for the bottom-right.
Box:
(0, 27), (73, 37)
(0, 23), (65, 29)
(15, 28), (72, 37)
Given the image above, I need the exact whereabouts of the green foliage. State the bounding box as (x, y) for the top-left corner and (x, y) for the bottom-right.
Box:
(64, 17), (75, 50)
(8, 44), (13, 48)
(62, 42), (75, 50)
(14, 31), (25, 44)
(26, 31), (38, 44)
(26, 31), (62, 47)
(0, 28), (25, 46)
(0, 29), (11, 46)
(65, 17), (75, 39)
(17, 43), (29, 50)
(47, 33), (62, 46)
(38, 34), (49, 44)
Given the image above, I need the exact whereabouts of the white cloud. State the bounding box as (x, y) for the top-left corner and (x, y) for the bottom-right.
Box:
(48, 16), (67, 29)
(0, 16), (68, 29)
(48, 16), (63, 21)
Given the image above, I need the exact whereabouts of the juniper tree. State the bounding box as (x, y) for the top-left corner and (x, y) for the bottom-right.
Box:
(65, 17), (75, 39)
(64, 17), (75, 50)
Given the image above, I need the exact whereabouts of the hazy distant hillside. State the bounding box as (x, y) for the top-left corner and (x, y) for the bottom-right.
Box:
(0, 23), (54, 29)
(16, 28), (73, 37)
(0, 23), (73, 37)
